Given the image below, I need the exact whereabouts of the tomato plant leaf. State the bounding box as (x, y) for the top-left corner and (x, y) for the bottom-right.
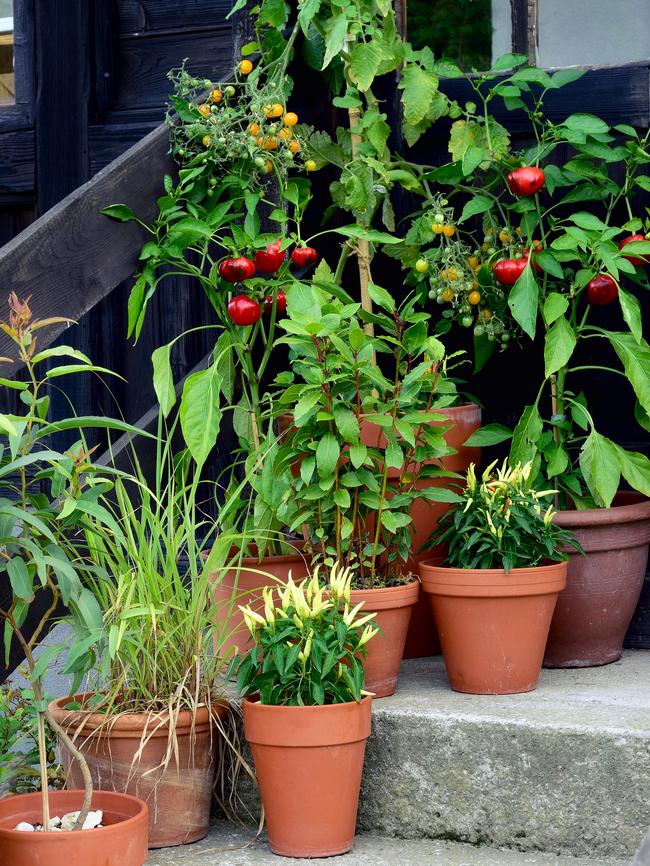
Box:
(508, 264), (539, 340)
(544, 316), (576, 377)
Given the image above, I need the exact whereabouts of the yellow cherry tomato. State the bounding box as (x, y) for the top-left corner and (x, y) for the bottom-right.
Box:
(305, 159), (317, 171)
(289, 139), (301, 154)
(481, 242), (490, 251)
(468, 255), (480, 269)
(198, 103), (211, 118)
(263, 160), (274, 174)
(432, 223), (445, 235)
(284, 111), (299, 126)
(485, 227), (493, 237)
(210, 89), (223, 104)
(201, 135), (212, 147)
(499, 229), (510, 243)
(248, 122), (261, 137)
(278, 127), (293, 140)
(473, 279), (479, 289)
(468, 290), (481, 305)
(443, 224), (456, 238)
(441, 288), (455, 302)
(479, 309), (493, 320)
(268, 103), (283, 118)
(239, 59), (253, 75)
(257, 136), (278, 150)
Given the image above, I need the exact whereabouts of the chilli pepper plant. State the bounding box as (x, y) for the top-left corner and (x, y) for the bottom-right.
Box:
(232, 563), (378, 705)
(427, 460), (580, 573)
(391, 55), (650, 509)
(266, 276), (464, 588)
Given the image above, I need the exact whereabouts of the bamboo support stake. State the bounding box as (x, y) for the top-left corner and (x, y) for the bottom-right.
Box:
(37, 713), (51, 831)
(347, 105), (375, 339)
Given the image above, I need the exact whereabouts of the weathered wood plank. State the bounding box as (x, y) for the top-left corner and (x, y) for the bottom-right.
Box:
(89, 121), (159, 174)
(117, 0), (232, 35)
(0, 130), (35, 193)
(114, 28), (232, 111)
(0, 123), (174, 374)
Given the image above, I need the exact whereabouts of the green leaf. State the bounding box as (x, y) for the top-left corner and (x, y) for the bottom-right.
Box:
(618, 288), (642, 343)
(458, 195), (493, 224)
(333, 406), (360, 443)
(7, 557), (33, 601)
(543, 292), (569, 325)
(607, 332), (650, 416)
(385, 438), (404, 469)
(101, 204), (136, 222)
(491, 52), (528, 71)
(510, 404), (543, 466)
(381, 510), (411, 532)
(616, 447), (650, 498)
(258, 0), (289, 27)
(348, 41), (382, 92)
(462, 145), (485, 177)
(349, 442), (367, 468)
(508, 264), (539, 340)
(321, 12), (348, 70)
(332, 225), (400, 244)
(180, 363), (222, 466)
(568, 211), (609, 232)
(544, 317), (576, 377)
(562, 114), (610, 135)
(399, 64), (439, 126)
(464, 424), (512, 447)
(316, 433), (340, 478)
(45, 364), (122, 380)
(535, 250), (564, 280)
(0, 413), (17, 437)
(550, 68), (586, 88)
(579, 429), (620, 507)
(31, 346), (92, 366)
(367, 283), (395, 313)
(293, 390), (322, 426)
(151, 343), (176, 418)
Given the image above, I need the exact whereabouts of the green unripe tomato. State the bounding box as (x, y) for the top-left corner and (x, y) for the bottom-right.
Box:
(415, 258), (429, 273)
(461, 315), (473, 328)
(433, 213), (445, 225)
(225, 85), (236, 97)
(460, 304), (470, 314)
(254, 156), (266, 168)
(487, 333), (496, 342)
(473, 324), (485, 337)
(501, 332), (511, 343)
(436, 295), (446, 305)
(428, 289), (436, 299)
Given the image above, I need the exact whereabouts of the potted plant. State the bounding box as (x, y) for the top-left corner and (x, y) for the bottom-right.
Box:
(395, 55), (650, 667)
(419, 461), (579, 694)
(48, 414), (231, 849)
(232, 563), (377, 857)
(270, 279), (465, 695)
(0, 296), (149, 865)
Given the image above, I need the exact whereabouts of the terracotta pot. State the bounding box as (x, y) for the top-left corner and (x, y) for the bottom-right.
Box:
(243, 696), (372, 857)
(48, 698), (226, 848)
(211, 548), (311, 657)
(0, 789), (148, 866)
(349, 580), (419, 697)
(419, 559), (567, 694)
(544, 493), (650, 668)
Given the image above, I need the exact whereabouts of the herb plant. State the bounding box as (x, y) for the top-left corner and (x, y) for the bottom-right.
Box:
(428, 460), (580, 572)
(233, 563), (378, 705)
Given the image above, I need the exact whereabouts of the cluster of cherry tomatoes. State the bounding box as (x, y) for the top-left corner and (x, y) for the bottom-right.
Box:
(219, 240), (319, 326)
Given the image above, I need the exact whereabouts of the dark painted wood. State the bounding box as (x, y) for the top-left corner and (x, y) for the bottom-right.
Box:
(0, 0), (35, 133)
(113, 28), (232, 111)
(625, 576), (650, 649)
(0, 123), (175, 374)
(89, 120), (159, 174)
(510, 0), (529, 56)
(92, 0), (118, 119)
(0, 131), (35, 193)
(118, 0), (232, 35)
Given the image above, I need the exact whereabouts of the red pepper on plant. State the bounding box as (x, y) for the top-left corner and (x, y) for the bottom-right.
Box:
(494, 258), (527, 286)
(263, 291), (287, 314)
(255, 238), (285, 273)
(227, 294), (262, 325)
(586, 274), (618, 306)
(218, 257), (256, 283)
(507, 166), (545, 197)
(290, 246), (319, 268)
(618, 234), (649, 267)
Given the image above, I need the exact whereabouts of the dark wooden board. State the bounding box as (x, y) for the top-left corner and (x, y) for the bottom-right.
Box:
(89, 121), (160, 174)
(440, 64), (650, 131)
(0, 131), (35, 194)
(118, 0), (233, 35)
(0, 123), (175, 374)
(114, 28), (233, 111)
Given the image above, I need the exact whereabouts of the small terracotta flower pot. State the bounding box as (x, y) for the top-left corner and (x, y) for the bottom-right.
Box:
(419, 560), (567, 694)
(48, 698), (226, 848)
(544, 493), (650, 668)
(349, 580), (419, 697)
(0, 789), (149, 866)
(210, 548), (311, 657)
(243, 696), (372, 857)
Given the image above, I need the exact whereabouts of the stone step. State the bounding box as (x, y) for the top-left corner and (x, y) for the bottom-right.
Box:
(147, 822), (628, 866)
(359, 650), (650, 860)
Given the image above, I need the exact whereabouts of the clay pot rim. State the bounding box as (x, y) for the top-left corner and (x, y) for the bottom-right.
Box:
(0, 789), (148, 839)
(554, 494), (650, 528)
(48, 695), (227, 736)
(418, 559), (567, 597)
(418, 559), (567, 577)
(348, 578), (420, 609)
(243, 694), (372, 712)
(243, 694), (372, 747)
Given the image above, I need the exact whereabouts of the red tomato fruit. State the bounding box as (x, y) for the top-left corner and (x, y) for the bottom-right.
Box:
(255, 239), (285, 273)
(586, 274), (618, 305)
(507, 166), (545, 197)
(218, 257), (256, 283)
(227, 294), (261, 325)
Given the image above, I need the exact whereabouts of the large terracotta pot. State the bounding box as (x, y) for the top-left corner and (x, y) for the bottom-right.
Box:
(544, 494), (650, 668)
(419, 559), (567, 694)
(211, 548), (311, 657)
(243, 696), (372, 857)
(349, 580), (419, 697)
(361, 403), (481, 660)
(48, 698), (226, 848)
(0, 790), (149, 866)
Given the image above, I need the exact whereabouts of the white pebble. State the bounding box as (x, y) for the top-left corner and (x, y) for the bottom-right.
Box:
(14, 822), (35, 831)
